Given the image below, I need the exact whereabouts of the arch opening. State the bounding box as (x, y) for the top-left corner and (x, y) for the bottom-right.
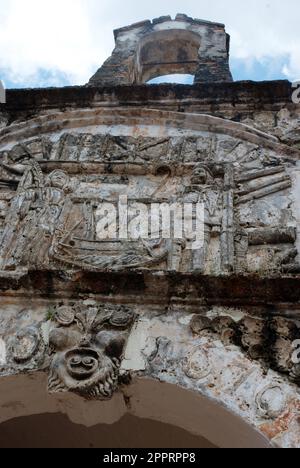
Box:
(147, 74), (194, 85)
(135, 29), (201, 84)
(0, 372), (272, 449)
(0, 413), (216, 448)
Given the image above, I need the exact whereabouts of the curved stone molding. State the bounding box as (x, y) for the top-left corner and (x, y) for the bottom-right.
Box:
(0, 108), (292, 152)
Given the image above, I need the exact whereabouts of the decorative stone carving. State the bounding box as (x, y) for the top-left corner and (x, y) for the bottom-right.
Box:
(11, 327), (42, 364)
(0, 155), (72, 270)
(255, 384), (287, 419)
(190, 311), (300, 386)
(6, 325), (45, 370)
(1, 17), (300, 448)
(0, 131), (297, 277)
(183, 347), (212, 381)
(48, 303), (135, 400)
(234, 166), (298, 274)
(182, 164), (223, 273)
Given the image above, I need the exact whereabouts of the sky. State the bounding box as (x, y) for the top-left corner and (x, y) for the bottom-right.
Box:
(0, 0), (299, 88)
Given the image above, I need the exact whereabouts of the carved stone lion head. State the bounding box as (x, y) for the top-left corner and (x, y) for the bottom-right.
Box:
(48, 303), (135, 400)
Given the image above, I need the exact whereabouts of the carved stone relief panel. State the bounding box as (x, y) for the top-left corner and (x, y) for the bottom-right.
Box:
(0, 132), (297, 276)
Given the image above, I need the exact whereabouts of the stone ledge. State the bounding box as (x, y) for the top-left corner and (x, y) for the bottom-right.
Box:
(0, 80), (293, 116)
(0, 270), (300, 306)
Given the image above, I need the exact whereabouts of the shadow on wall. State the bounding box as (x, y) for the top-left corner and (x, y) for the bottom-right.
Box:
(0, 413), (216, 449)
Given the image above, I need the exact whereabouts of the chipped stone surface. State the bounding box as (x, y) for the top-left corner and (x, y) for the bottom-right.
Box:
(1, 298), (300, 446)
(124, 309), (300, 447)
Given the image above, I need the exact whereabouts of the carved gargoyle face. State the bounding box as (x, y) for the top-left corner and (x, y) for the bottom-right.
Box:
(48, 304), (135, 400)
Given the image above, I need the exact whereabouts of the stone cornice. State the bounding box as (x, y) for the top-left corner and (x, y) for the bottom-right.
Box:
(0, 81), (294, 117)
(0, 270), (300, 309)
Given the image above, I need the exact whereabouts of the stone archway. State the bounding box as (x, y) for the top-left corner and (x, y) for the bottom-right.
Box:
(135, 29), (201, 84)
(0, 413), (216, 449)
(0, 371), (271, 449)
(0, 301), (299, 448)
(0, 80), (300, 448)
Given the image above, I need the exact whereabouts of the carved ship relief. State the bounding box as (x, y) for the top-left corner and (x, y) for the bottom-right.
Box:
(0, 133), (298, 276)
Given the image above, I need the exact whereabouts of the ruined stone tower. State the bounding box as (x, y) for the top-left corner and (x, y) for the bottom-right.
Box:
(89, 14), (232, 85)
(0, 15), (300, 448)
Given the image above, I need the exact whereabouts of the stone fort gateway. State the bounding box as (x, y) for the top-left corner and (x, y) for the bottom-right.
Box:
(0, 14), (300, 448)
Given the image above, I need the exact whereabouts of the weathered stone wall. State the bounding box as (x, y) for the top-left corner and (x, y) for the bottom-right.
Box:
(0, 20), (300, 448)
(1, 81), (298, 140)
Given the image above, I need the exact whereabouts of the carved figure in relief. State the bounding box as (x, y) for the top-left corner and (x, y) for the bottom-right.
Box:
(0, 163), (71, 269)
(183, 164), (223, 273)
(0, 158), (44, 269)
(21, 170), (71, 266)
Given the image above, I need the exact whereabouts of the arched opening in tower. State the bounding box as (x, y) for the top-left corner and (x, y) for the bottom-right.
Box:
(147, 74), (194, 85)
(136, 29), (200, 84)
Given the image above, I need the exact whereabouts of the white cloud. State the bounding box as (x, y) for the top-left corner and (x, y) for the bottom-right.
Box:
(0, 0), (106, 84)
(0, 0), (299, 86)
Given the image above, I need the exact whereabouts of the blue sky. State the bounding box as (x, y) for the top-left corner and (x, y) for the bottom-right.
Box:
(0, 0), (299, 89)
(148, 56), (289, 85)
